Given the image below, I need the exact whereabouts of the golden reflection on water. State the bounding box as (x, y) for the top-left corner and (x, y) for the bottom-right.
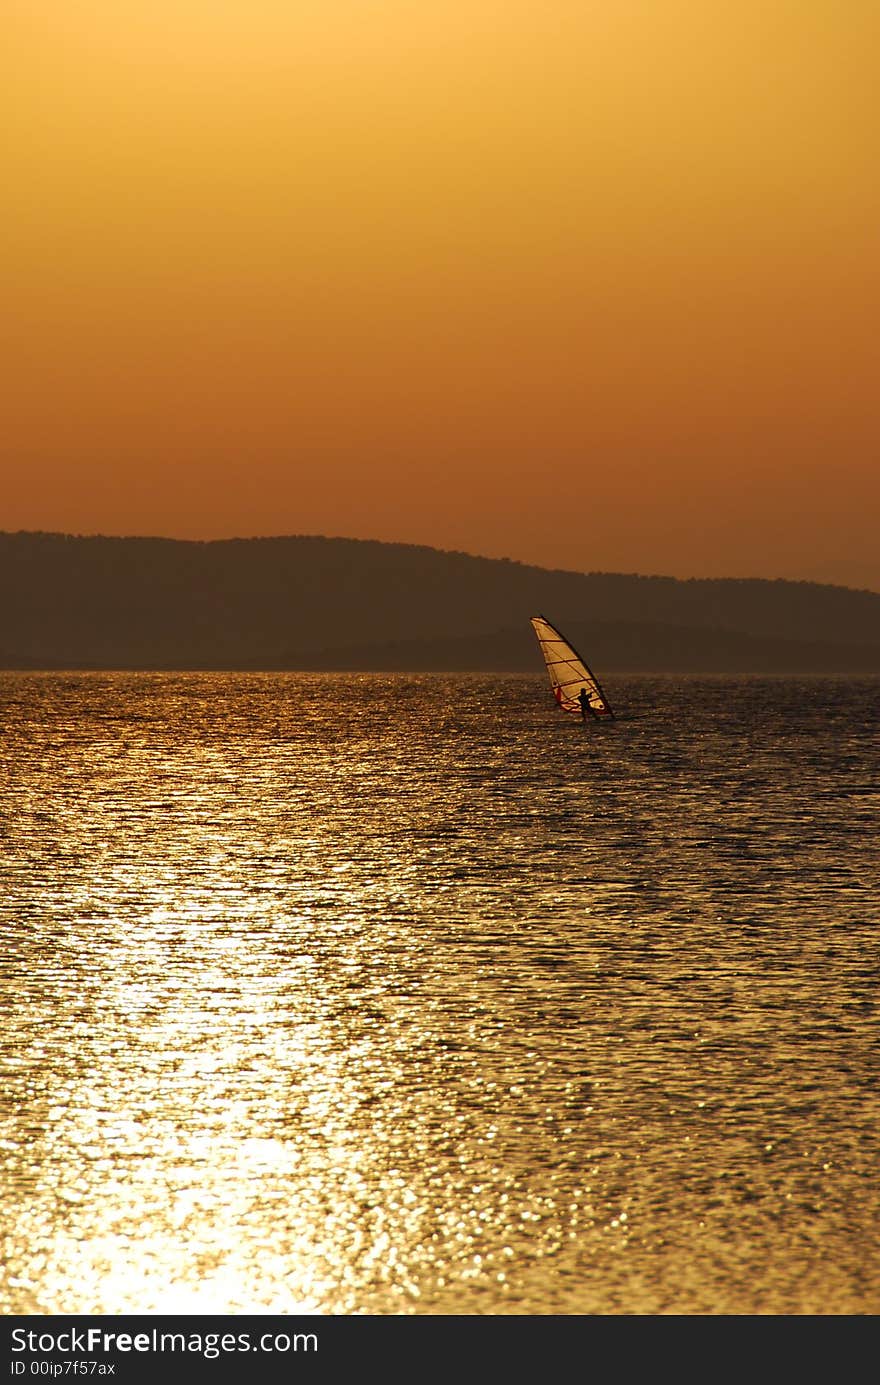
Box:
(1, 673), (879, 1313)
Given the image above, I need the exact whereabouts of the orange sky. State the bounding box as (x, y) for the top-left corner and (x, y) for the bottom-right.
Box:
(4, 1), (879, 590)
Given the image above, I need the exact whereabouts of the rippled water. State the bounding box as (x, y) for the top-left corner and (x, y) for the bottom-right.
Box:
(1, 671), (878, 1315)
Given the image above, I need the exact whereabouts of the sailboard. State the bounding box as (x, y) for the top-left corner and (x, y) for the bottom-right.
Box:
(530, 615), (615, 720)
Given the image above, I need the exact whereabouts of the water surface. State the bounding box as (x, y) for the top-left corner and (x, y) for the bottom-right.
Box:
(1, 672), (878, 1314)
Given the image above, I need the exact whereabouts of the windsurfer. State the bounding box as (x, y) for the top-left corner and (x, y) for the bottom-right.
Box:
(530, 615), (615, 721)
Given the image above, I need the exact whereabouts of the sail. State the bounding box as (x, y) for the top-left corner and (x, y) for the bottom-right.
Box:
(530, 615), (615, 719)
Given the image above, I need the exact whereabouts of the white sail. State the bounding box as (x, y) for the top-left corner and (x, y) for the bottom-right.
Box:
(530, 615), (615, 719)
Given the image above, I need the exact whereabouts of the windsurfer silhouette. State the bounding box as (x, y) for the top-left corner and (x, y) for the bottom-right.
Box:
(578, 687), (593, 721)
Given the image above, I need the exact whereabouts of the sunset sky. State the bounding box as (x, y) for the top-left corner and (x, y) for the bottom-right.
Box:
(4, 2), (879, 590)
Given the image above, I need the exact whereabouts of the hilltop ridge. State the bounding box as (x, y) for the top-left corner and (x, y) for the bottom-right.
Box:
(3, 530), (880, 672)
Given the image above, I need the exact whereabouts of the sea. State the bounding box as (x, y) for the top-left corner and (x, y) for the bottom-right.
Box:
(1, 670), (878, 1317)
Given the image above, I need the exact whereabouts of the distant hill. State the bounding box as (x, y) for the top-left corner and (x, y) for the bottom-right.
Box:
(3, 530), (880, 673)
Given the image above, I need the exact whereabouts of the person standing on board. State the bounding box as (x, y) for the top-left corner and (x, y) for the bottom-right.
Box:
(578, 687), (594, 721)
